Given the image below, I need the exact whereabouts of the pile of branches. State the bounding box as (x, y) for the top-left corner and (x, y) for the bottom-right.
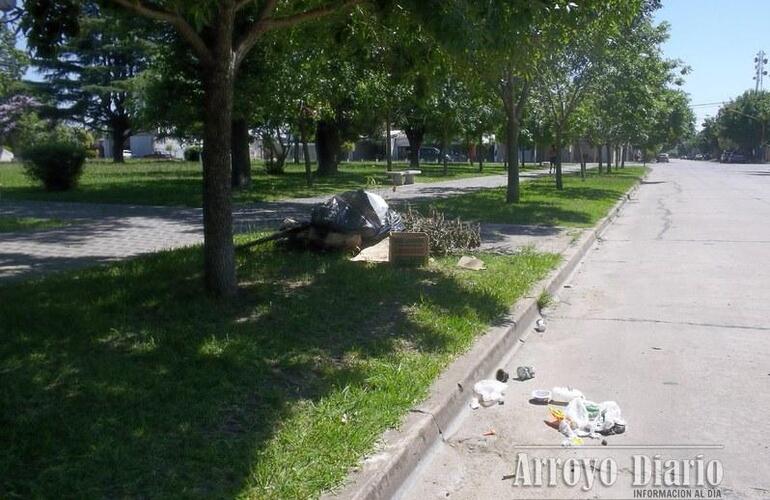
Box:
(401, 206), (481, 256)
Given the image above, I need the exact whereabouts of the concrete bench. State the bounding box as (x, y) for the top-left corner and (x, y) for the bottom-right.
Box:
(385, 170), (422, 186)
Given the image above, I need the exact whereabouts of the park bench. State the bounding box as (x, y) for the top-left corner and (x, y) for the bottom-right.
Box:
(385, 169), (422, 186)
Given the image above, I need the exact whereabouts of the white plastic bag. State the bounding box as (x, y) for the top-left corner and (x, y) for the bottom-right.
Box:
(551, 386), (584, 404)
(592, 401), (626, 434)
(473, 379), (507, 406)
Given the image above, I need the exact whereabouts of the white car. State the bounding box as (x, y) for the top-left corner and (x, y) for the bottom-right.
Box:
(122, 150), (133, 159)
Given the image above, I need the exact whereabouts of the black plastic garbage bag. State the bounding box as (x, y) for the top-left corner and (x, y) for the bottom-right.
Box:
(311, 190), (404, 243)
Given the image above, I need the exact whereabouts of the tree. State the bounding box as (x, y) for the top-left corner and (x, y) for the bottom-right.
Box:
(32, 4), (153, 162)
(0, 21), (27, 99)
(535, 5), (616, 189)
(715, 90), (770, 159)
(21, 0), (363, 297)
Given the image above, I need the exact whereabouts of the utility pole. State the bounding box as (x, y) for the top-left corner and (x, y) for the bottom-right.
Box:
(754, 50), (768, 92)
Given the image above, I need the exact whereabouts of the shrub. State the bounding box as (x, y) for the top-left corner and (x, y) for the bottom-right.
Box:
(184, 146), (201, 162)
(22, 142), (86, 191)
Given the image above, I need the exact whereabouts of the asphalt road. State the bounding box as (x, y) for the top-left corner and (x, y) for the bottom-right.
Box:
(398, 160), (770, 499)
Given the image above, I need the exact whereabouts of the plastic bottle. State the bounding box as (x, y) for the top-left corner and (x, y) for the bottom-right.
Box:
(551, 386), (584, 403)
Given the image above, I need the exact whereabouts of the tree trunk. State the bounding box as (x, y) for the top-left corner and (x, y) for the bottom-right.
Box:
(597, 145), (603, 173)
(385, 111), (393, 171)
(111, 125), (126, 163)
(577, 143), (586, 180)
(201, 63), (237, 298)
(293, 136), (300, 164)
(620, 144), (628, 168)
(477, 133), (484, 172)
(405, 125), (424, 168)
(315, 119), (340, 176)
(506, 111), (521, 203)
(555, 128), (564, 190)
(615, 145), (620, 169)
(442, 130), (449, 176)
(231, 117), (251, 189)
(300, 120), (313, 187)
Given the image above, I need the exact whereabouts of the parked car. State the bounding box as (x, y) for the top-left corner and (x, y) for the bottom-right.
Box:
(656, 153), (669, 163)
(694, 154), (704, 160)
(720, 151), (731, 163)
(727, 152), (747, 163)
(122, 149), (132, 159)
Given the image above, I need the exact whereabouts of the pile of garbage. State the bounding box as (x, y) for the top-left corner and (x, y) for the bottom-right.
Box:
(544, 388), (627, 447)
(470, 373), (627, 447)
(244, 190), (404, 252)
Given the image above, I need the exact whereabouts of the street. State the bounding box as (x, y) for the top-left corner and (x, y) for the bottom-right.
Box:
(399, 160), (770, 499)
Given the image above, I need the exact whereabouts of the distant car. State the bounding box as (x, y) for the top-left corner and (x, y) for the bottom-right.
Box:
(122, 149), (132, 159)
(694, 154), (704, 160)
(727, 152), (747, 163)
(656, 153), (669, 163)
(720, 151), (731, 163)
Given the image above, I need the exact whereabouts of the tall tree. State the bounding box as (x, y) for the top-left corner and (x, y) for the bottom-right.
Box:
(21, 0), (363, 297)
(32, 4), (153, 162)
(536, 0), (640, 189)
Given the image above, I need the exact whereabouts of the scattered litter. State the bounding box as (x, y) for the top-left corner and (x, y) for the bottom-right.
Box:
(551, 386), (584, 403)
(563, 283), (573, 288)
(547, 398), (627, 445)
(341, 413), (349, 424)
(602, 439), (608, 446)
(473, 379), (507, 406)
(534, 318), (546, 332)
(350, 237), (390, 262)
(650, 346), (663, 351)
(456, 255), (486, 271)
(495, 368), (510, 383)
(531, 389), (552, 404)
(516, 366), (535, 381)
(482, 429), (496, 436)
(469, 397), (480, 410)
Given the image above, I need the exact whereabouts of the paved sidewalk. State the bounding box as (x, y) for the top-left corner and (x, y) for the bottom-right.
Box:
(0, 164), (586, 281)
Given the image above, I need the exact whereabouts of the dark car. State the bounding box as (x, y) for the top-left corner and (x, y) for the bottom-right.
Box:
(656, 153), (669, 163)
(727, 152), (747, 163)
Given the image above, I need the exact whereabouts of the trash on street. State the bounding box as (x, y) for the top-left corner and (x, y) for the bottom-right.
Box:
(516, 366), (535, 380)
(456, 255), (486, 271)
(472, 379), (508, 407)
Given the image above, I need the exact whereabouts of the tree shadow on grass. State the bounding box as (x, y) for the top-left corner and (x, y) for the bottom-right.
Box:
(0, 244), (518, 498)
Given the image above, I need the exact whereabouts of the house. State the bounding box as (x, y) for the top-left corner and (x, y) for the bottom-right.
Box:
(0, 146), (14, 162)
(101, 132), (187, 159)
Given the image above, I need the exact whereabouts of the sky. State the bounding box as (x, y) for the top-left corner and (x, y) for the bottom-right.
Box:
(654, 0), (770, 128)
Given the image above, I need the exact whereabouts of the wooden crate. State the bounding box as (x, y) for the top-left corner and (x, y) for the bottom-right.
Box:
(389, 232), (430, 265)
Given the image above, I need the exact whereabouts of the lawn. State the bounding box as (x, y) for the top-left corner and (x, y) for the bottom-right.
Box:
(416, 167), (647, 227)
(0, 216), (68, 233)
(0, 239), (559, 498)
(0, 159), (527, 207)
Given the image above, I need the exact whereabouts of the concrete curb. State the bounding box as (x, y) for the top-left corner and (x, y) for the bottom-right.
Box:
(325, 171), (647, 500)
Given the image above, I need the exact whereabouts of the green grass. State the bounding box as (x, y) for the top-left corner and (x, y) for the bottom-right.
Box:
(0, 159), (525, 207)
(0, 240), (558, 498)
(0, 216), (68, 233)
(418, 167), (647, 227)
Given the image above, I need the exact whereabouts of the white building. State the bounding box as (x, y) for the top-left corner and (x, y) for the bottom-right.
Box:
(102, 132), (187, 159)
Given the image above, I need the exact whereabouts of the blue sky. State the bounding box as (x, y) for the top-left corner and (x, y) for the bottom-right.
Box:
(655, 0), (770, 128)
